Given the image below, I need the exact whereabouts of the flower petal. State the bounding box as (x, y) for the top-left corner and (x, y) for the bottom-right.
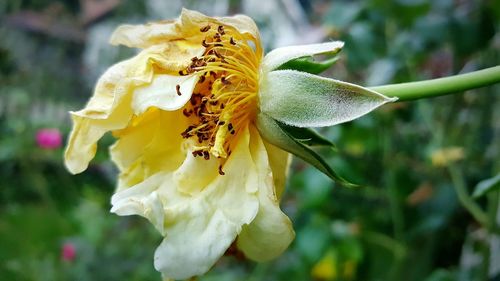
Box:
(110, 109), (188, 191)
(110, 173), (167, 234)
(237, 126), (294, 261)
(111, 126), (260, 280)
(261, 41), (344, 73)
(263, 140), (291, 200)
(132, 74), (198, 114)
(64, 58), (137, 174)
(259, 70), (397, 128)
(110, 8), (261, 52)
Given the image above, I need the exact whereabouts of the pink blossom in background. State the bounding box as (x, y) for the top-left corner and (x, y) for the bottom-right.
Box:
(61, 242), (76, 262)
(36, 128), (62, 149)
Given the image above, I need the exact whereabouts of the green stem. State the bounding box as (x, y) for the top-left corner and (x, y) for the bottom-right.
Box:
(370, 66), (500, 101)
(448, 164), (489, 227)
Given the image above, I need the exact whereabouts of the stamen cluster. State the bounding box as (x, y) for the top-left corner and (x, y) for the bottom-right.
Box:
(176, 23), (260, 174)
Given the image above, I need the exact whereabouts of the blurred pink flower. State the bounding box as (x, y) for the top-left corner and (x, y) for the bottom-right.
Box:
(36, 128), (62, 149)
(61, 242), (76, 262)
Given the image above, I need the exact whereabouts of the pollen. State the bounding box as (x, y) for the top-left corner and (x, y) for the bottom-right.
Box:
(178, 23), (260, 171)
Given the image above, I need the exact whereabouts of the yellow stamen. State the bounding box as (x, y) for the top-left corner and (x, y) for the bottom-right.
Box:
(179, 23), (260, 170)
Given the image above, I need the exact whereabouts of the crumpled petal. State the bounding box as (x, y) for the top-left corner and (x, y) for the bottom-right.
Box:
(65, 43), (202, 174)
(236, 126), (295, 261)
(111, 126), (262, 280)
(110, 8), (261, 54)
(110, 109), (188, 191)
(65, 58), (136, 174)
(261, 41), (344, 73)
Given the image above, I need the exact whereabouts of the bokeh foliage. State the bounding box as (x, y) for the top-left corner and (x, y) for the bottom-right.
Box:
(0, 0), (499, 280)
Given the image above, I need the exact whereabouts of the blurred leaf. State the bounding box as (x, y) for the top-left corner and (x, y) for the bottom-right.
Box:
(424, 269), (456, 281)
(296, 216), (332, 263)
(472, 174), (500, 198)
(323, 2), (364, 29)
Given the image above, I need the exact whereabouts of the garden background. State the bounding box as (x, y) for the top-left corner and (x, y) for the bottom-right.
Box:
(0, 0), (499, 280)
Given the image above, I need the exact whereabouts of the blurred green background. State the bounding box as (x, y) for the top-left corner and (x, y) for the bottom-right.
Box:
(0, 0), (499, 280)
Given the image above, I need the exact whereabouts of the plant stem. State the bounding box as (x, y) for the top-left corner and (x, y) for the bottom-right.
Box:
(448, 164), (489, 227)
(370, 66), (500, 101)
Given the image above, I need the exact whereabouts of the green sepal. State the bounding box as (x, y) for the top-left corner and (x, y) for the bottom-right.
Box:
(259, 70), (398, 128)
(256, 113), (356, 187)
(472, 174), (500, 198)
(276, 55), (340, 75)
(279, 123), (336, 149)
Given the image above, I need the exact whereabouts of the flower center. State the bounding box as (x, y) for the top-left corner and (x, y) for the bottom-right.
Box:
(178, 24), (260, 174)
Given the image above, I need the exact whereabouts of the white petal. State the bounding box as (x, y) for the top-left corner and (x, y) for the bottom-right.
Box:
(261, 41), (344, 73)
(132, 74), (198, 114)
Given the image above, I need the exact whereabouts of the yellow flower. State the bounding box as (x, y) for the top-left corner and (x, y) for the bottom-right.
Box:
(64, 9), (395, 280)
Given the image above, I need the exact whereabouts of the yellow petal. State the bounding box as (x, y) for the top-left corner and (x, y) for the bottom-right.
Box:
(111, 126), (261, 279)
(173, 144), (219, 195)
(65, 42), (200, 175)
(263, 140), (291, 200)
(110, 109), (188, 191)
(110, 8), (261, 56)
(132, 73), (198, 114)
(64, 58), (136, 174)
(236, 126), (295, 262)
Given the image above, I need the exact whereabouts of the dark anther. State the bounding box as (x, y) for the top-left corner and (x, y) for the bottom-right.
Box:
(228, 123), (233, 131)
(220, 103), (225, 109)
(203, 151), (210, 160)
(218, 121), (225, 126)
(230, 37), (236, 45)
(213, 50), (221, 58)
(179, 70), (188, 76)
(221, 76), (230, 85)
(182, 108), (192, 117)
(200, 25), (211, 32)
(176, 84), (182, 96)
(218, 25), (225, 35)
(218, 165), (225, 175)
(214, 43), (223, 47)
(202, 39), (209, 47)
(198, 75), (206, 83)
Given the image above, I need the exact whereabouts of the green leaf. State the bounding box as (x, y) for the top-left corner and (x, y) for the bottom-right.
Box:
(279, 123), (336, 148)
(472, 174), (500, 198)
(259, 70), (397, 128)
(256, 113), (356, 187)
(276, 56), (340, 75)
